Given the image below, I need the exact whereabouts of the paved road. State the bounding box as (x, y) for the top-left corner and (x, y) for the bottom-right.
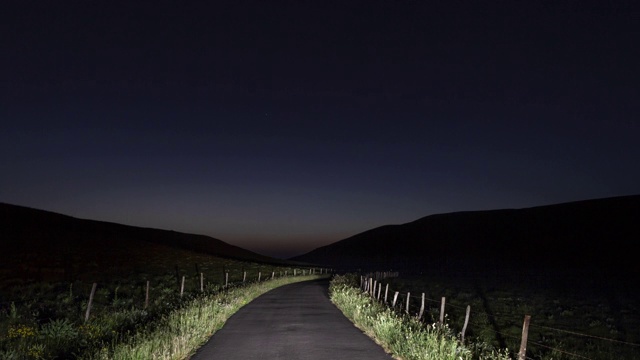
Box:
(189, 278), (394, 360)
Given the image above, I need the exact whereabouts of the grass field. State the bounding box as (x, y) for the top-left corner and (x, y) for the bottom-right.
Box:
(329, 274), (511, 360)
(353, 272), (640, 360)
(0, 252), (323, 360)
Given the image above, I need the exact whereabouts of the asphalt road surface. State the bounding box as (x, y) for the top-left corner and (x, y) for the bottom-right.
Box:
(189, 278), (394, 360)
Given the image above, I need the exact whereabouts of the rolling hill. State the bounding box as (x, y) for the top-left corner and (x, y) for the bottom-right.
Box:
(0, 202), (297, 284)
(291, 195), (640, 279)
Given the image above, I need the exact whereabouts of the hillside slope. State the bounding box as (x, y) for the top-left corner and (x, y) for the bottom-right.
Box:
(0, 202), (292, 282)
(292, 195), (640, 277)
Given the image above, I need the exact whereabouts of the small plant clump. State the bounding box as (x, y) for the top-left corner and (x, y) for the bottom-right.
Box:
(329, 274), (511, 360)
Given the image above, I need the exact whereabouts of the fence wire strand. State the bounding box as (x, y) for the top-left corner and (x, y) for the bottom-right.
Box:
(530, 323), (640, 347)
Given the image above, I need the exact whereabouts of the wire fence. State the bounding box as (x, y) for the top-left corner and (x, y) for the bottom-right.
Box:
(0, 266), (330, 314)
(359, 272), (640, 360)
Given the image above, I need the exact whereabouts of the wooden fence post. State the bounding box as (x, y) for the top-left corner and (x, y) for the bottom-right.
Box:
(180, 276), (185, 297)
(439, 297), (446, 324)
(461, 305), (471, 344)
(418, 293), (425, 319)
(377, 284), (382, 300)
(258, 272), (261, 282)
(406, 292), (410, 314)
(518, 315), (532, 360)
(225, 272), (229, 287)
(385, 284), (389, 303)
(85, 283), (97, 322)
(243, 271), (247, 283)
(272, 271), (275, 280)
(145, 281), (150, 309)
(392, 291), (399, 307)
(222, 265), (226, 285)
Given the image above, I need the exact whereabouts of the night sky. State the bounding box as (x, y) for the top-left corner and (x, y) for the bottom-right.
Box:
(2, 1), (639, 258)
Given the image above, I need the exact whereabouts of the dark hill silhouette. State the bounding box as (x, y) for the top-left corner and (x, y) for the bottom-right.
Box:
(291, 195), (640, 279)
(0, 202), (301, 283)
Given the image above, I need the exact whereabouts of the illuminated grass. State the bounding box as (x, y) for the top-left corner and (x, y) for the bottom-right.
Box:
(329, 274), (511, 360)
(83, 275), (325, 360)
(0, 270), (326, 360)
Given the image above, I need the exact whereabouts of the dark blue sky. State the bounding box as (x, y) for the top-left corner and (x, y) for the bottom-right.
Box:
(2, 1), (639, 258)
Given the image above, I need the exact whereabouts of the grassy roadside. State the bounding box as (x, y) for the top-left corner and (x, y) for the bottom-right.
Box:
(329, 274), (511, 360)
(83, 275), (326, 360)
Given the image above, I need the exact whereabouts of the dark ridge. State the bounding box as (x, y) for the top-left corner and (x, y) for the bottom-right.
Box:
(291, 195), (640, 280)
(0, 202), (303, 283)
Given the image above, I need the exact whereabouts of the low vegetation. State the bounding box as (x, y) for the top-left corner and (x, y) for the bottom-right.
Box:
(87, 274), (323, 360)
(329, 274), (512, 360)
(0, 255), (324, 360)
(384, 273), (640, 360)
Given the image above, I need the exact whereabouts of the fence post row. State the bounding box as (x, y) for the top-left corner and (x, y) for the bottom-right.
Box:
(77, 267), (313, 323)
(361, 272), (536, 358)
